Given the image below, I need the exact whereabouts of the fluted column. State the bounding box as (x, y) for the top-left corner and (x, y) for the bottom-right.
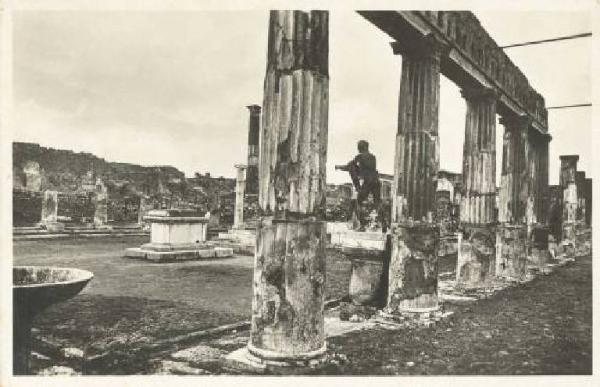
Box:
(456, 87), (497, 287)
(527, 131), (552, 268)
(498, 115), (531, 224)
(390, 36), (445, 223)
(246, 105), (261, 195)
(496, 115), (530, 280)
(387, 35), (447, 314)
(249, 10), (329, 361)
(460, 87), (497, 224)
(233, 164), (247, 229)
(559, 155), (579, 246)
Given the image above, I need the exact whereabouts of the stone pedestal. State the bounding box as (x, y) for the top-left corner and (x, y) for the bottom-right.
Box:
(339, 231), (388, 306)
(495, 224), (528, 280)
(249, 218), (326, 360)
(387, 223), (439, 313)
(93, 179), (108, 227)
(456, 224), (496, 287)
(124, 209), (232, 262)
(528, 225), (550, 268)
(40, 190), (58, 224)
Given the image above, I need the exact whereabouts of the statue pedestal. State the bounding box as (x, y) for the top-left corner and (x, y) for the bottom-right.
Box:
(124, 209), (232, 262)
(339, 231), (388, 306)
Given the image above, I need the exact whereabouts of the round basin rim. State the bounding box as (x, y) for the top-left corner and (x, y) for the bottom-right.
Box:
(13, 266), (94, 289)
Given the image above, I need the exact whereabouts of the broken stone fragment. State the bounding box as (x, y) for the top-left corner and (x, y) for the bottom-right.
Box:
(61, 347), (85, 359)
(38, 366), (81, 376)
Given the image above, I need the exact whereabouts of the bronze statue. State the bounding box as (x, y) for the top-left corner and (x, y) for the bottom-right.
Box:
(335, 140), (383, 230)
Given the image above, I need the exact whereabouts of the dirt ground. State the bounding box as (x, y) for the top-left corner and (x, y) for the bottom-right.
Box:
(318, 254), (593, 375)
(14, 237), (352, 357)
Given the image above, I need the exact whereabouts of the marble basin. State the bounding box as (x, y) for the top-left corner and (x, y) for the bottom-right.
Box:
(13, 266), (93, 375)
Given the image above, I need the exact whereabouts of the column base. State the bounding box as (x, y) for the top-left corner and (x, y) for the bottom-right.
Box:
(495, 224), (528, 280)
(456, 224), (496, 288)
(223, 345), (328, 375)
(387, 222), (439, 313)
(528, 225), (551, 268)
(249, 218), (327, 361)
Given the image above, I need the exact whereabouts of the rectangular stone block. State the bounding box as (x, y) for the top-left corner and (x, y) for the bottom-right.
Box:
(387, 223), (439, 313)
(495, 224), (527, 280)
(338, 230), (386, 250)
(456, 224), (496, 287)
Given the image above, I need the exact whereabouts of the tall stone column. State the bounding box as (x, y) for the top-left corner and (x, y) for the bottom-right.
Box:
(246, 105), (261, 195)
(576, 171), (587, 225)
(584, 178), (592, 227)
(387, 35), (447, 313)
(456, 87), (497, 287)
(248, 10), (329, 362)
(559, 155), (579, 248)
(233, 164), (247, 229)
(528, 131), (552, 268)
(496, 115), (530, 280)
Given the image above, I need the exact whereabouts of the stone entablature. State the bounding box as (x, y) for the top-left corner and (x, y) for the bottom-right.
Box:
(359, 11), (548, 133)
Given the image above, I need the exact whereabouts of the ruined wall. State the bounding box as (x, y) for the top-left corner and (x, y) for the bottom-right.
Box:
(13, 142), (236, 226)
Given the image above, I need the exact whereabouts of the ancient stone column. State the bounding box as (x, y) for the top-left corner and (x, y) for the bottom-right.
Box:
(246, 105), (261, 195)
(248, 10), (329, 362)
(387, 35), (447, 313)
(456, 87), (497, 287)
(559, 155), (579, 242)
(576, 171), (587, 224)
(496, 115), (530, 280)
(233, 164), (247, 229)
(93, 178), (108, 227)
(536, 134), (551, 224)
(584, 178), (592, 226)
(40, 190), (58, 224)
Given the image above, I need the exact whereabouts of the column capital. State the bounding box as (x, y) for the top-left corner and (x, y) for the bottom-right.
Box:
(391, 33), (450, 61)
(246, 104), (261, 115)
(460, 86), (499, 103)
(499, 114), (532, 131)
(559, 154), (579, 164)
(234, 163), (248, 170)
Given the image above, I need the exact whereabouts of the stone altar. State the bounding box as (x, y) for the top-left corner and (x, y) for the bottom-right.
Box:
(124, 209), (233, 262)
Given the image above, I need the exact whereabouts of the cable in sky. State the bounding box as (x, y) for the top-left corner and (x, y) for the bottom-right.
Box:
(500, 32), (592, 49)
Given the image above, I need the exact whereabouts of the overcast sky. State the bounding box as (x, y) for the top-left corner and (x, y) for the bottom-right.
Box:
(13, 10), (591, 185)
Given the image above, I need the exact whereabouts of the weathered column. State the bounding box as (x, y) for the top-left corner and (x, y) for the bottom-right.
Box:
(246, 105), (261, 195)
(584, 178), (592, 226)
(233, 164), (247, 229)
(248, 10), (329, 362)
(496, 115), (530, 280)
(40, 190), (58, 224)
(456, 87), (497, 287)
(526, 131), (552, 269)
(387, 35), (447, 313)
(576, 171), (587, 225)
(536, 134), (551, 224)
(93, 178), (108, 227)
(559, 155), (579, 246)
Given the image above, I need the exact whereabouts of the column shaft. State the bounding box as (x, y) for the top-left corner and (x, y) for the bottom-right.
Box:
(233, 165), (247, 228)
(460, 88), (497, 224)
(497, 115), (530, 280)
(388, 36), (446, 313)
(246, 105), (261, 195)
(456, 88), (497, 287)
(250, 10), (328, 360)
(391, 38), (443, 223)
